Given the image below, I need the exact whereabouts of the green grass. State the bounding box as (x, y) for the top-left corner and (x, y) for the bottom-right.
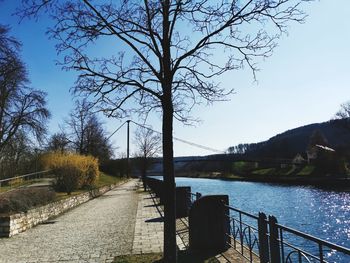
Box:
(0, 179), (45, 193)
(93, 172), (127, 188)
(250, 165), (297, 177)
(232, 161), (246, 169)
(297, 165), (315, 176)
(283, 166), (297, 176)
(232, 161), (258, 174)
(113, 251), (219, 263)
(252, 168), (277, 175)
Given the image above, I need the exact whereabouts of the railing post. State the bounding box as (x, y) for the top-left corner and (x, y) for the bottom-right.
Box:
(269, 215), (281, 263)
(258, 212), (269, 263)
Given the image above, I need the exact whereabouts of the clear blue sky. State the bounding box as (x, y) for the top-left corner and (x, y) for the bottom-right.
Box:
(1, 1), (349, 157)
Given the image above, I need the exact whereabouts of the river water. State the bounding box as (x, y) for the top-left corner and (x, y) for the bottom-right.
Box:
(174, 177), (350, 262)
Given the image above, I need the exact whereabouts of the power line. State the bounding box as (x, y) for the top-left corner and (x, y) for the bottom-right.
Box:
(108, 120), (226, 154)
(107, 121), (128, 140)
(130, 120), (225, 154)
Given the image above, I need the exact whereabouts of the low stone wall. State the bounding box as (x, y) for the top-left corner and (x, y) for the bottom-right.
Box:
(0, 183), (122, 237)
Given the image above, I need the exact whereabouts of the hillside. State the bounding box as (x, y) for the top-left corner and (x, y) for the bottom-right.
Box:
(145, 119), (350, 176)
(239, 119), (350, 159)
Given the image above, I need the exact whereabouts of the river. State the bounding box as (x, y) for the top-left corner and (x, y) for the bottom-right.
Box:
(174, 177), (350, 262)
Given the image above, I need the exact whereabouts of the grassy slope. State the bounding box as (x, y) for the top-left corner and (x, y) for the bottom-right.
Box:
(1, 172), (128, 213)
(56, 172), (127, 200)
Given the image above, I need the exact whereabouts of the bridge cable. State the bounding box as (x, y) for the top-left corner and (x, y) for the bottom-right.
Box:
(130, 120), (225, 154)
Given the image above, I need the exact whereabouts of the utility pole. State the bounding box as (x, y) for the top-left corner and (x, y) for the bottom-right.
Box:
(126, 120), (130, 177)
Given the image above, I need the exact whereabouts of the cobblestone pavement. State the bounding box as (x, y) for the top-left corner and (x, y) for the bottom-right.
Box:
(0, 179), (139, 263)
(132, 192), (163, 254)
(132, 191), (185, 254)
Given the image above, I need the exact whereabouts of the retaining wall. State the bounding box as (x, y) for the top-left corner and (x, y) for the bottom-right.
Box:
(0, 183), (121, 237)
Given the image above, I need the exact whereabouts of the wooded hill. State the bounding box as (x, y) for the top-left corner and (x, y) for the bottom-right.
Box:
(229, 119), (350, 159)
(140, 119), (350, 178)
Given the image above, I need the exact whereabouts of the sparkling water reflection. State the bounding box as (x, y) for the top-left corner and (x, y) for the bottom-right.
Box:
(174, 177), (350, 262)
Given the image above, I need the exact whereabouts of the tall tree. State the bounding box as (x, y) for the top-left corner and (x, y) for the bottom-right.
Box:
(19, 1), (311, 260)
(134, 126), (162, 190)
(83, 114), (114, 162)
(66, 99), (113, 162)
(66, 100), (92, 155)
(46, 132), (71, 153)
(0, 24), (50, 153)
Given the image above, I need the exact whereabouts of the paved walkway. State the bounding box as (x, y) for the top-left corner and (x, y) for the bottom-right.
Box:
(132, 192), (163, 254)
(131, 190), (255, 263)
(0, 180), (139, 263)
(1, 178), (249, 263)
(131, 189), (187, 255)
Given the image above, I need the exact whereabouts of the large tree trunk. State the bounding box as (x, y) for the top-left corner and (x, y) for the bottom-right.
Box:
(162, 90), (177, 262)
(162, 1), (177, 261)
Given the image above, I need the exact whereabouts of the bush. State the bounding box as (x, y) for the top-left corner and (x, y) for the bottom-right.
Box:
(0, 187), (56, 214)
(40, 152), (99, 194)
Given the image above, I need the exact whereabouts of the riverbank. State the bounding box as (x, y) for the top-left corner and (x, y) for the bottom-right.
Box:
(175, 172), (350, 188)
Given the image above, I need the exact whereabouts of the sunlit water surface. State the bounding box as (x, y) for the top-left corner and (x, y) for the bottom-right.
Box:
(173, 177), (350, 262)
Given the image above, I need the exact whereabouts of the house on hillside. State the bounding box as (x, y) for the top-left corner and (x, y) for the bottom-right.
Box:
(306, 144), (335, 164)
(306, 147), (317, 164)
(292, 153), (306, 165)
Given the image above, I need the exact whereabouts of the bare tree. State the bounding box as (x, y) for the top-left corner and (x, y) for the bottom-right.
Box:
(84, 115), (114, 162)
(0, 130), (33, 179)
(46, 132), (71, 153)
(335, 101), (350, 120)
(134, 126), (162, 190)
(66, 99), (113, 161)
(0, 24), (50, 153)
(19, 1), (311, 260)
(66, 100), (92, 154)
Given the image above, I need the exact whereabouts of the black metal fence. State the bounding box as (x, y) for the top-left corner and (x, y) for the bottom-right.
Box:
(274, 218), (350, 263)
(225, 206), (350, 263)
(225, 205), (261, 262)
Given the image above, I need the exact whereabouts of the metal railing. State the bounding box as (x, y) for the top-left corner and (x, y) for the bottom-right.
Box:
(274, 217), (350, 263)
(225, 205), (261, 262)
(0, 170), (52, 190)
(224, 206), (350, 263)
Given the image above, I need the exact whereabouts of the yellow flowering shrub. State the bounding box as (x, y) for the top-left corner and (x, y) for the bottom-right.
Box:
(40, 152), (99, 194)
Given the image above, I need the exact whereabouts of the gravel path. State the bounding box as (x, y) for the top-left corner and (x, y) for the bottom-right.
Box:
(0, 179), (139, 263)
